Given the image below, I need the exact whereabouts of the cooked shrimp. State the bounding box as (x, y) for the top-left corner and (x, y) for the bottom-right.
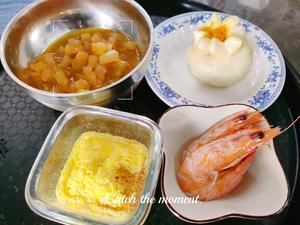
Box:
(177, 126), (280, 200)
(186, 110), (264, 154)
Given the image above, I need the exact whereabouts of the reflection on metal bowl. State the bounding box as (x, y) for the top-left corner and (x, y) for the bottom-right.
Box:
(0, 0), (153, 111)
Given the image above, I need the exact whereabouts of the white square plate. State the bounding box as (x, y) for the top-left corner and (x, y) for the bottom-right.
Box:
(159, 104), (288, 223)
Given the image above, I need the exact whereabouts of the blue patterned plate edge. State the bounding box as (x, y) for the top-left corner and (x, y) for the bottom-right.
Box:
(145, 11), (286, 111)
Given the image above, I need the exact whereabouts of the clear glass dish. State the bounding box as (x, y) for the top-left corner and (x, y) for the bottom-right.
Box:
(25, 105), (163, 225)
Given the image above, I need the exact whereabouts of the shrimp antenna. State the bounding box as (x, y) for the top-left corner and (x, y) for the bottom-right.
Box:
(280, 115), (300, 134)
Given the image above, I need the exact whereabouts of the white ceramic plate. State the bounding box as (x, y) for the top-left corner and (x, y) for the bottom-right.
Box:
(146, 12), (286, 111)
(159, 104), (288, 223)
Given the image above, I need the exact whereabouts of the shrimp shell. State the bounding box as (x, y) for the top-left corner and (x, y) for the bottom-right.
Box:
(177, 117), (280, 201)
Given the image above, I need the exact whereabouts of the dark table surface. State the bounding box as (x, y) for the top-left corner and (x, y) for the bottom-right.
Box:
(0, 1), (299, 225)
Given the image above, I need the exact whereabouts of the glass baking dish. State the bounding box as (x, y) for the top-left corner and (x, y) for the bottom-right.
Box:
(25, 105), (163, 225)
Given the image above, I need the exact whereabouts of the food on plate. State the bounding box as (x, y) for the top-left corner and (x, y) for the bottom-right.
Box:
(177, 110), (281, 201)
(188, 13), (253, 87)
(17, 28), (141, 93)
(56, 131), (148, 218)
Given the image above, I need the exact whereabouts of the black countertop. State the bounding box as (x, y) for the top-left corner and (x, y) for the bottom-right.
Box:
(0, 1), (299, 225)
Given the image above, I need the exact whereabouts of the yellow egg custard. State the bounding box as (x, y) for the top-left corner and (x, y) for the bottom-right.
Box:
(56, 131), (148, 219)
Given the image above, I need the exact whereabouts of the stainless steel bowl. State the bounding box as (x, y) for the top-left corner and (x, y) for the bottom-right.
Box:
(0, 0), (153, 111)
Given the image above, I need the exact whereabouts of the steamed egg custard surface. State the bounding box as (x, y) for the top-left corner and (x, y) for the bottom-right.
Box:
(188, 13), (253, 87)
(56, 131), (148, 219)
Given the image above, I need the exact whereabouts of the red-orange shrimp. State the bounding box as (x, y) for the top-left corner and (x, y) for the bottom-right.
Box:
(177, 127), (280, 201)
(186, 110), (264, 154)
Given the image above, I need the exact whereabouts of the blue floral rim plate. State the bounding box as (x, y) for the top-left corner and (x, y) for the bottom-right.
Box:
(145, 12), (286, 111)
